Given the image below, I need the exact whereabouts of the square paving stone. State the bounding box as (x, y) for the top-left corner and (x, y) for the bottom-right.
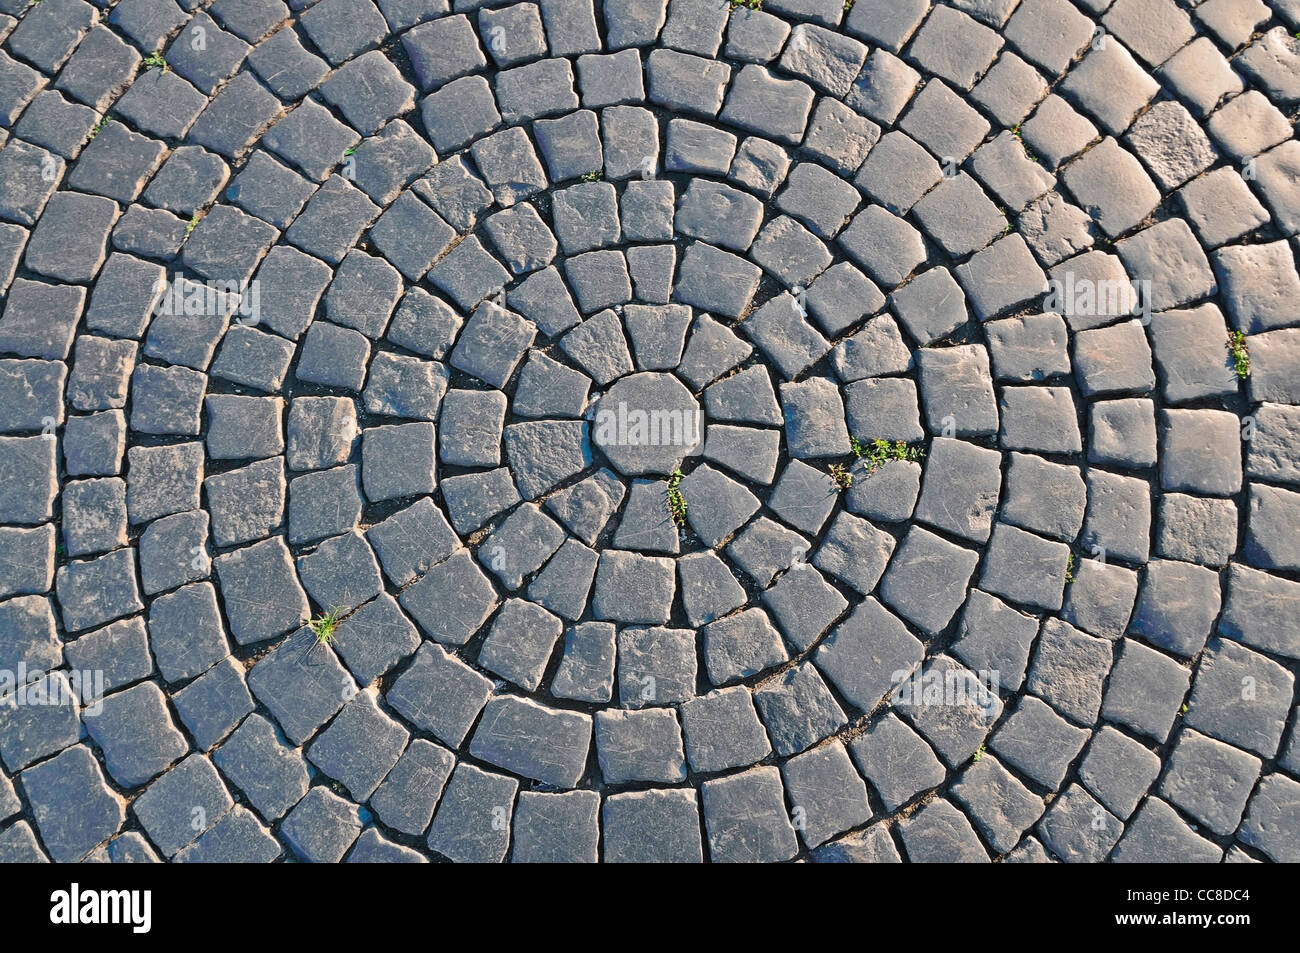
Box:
(284, 175), (378, 265)
(1159, 408), (1242, 497)
(913, 437), (1000, 543)
(551, 620), (616, 703)
(646, 47), (731, 119)
(61, 477), (127, 558)
(133, 753), (233, 857)
(989, 694), (1089, 791)
(296, 529), (383, 612)
(781, 741), (870, 849)
(146, 582), (228, 684)
(951, 754), (1045, 855)
(319, 50), (415, 137)
(511, 790), (600, 863)
(1238, 773), (1300, 863)
(427, 763), (517, 863)
(170, 654), (252, 750)
(307, 688), (407, 801)
(610, 625), (692, 708)
(595, 707), (686, 784)
(0, 279), (85, 361)
(602, 788), (703, 863)
(680, 685), (771, 774)
(122, 439), (200, 525)
(368, 737), (454, 837)
(285, 397), (359, 473)
(210, 713), (308, 823)
(1185, 638), (1294, 758)
(1036, 783), (1121, 862)
(951, 589), (1039, 692)
(0, 526), (55, 600)
(897, 797), (990, 862)
(399, 549), (499, 646)
(1101, 638), (1190, 743)
(164, 13), (250, 95)
(878, 525), (980, 635)
(81, 254), (161, 341)
(1026, 618), (1113, 726)
(1081, 468), (1150, 565)
(848, 713), (946, 812)
(700, 765), (799, 863)
(280, 786), (362, 862)
(1159, 728), (1260, 838)
(0, 593), (60, 685)
(386, 288), (463, 359)
(19, 745), (124, 862)
(55, 546), (142, 634)
(1078, 725), (1161, 819)
(204, 457), (285, 547)
(1060, 557), (1138, 641)
(477, 598), (563, 691)
(213, 536), (308, 645)
(360, 422), (437, 503)
(981, 522), (1070, 612)
(387, 641), (492, 747)
(85, 681), (189, 788)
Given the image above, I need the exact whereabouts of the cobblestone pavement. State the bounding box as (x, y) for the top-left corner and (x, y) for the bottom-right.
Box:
(0, 0), (1297, 865)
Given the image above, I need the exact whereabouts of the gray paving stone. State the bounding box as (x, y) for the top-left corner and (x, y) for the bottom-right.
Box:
(596, 706), (685, 784)
(1185, 638), (1293, 758)
(400, 549), (499, 646)
(512, 789), (600, 863)
(701, 765), (798, 863)
(307, 689), (408, 800)
(897, 798), (989, 862)
(1238, 773), (1300, 863)
(281, 786), (362, 862)
(1111, 796), (1222, 863)
(19, 745), (124, 862)
(602, 787), (702, 863)
(552, 620), (616, 703)
(703, 607), (787, 686)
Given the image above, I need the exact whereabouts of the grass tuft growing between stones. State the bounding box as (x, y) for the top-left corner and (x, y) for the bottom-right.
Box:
(308, 605), (345, 647)
(142, 53), (169, 72)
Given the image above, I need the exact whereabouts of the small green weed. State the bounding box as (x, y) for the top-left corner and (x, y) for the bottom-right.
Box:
(829, 462), (853, 491)
(1228, 330), (1250, 379)
(142, 53), (168, 71)
(849, 437), (925, 478)
(581, 169), (604, 182)
(185, 212), (202, 236)
(667, 469), (687, 526)
(1065, 553), (1076, 584)
(87, 116), (111, 142)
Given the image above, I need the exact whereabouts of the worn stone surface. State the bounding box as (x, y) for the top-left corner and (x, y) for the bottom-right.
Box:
(0, 0), (1291, 866)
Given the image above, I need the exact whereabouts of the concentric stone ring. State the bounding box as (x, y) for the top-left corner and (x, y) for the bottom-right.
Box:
(0, 0), (1298, 864)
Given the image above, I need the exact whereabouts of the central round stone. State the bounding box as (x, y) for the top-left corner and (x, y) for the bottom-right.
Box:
(593, 372), (703, 477)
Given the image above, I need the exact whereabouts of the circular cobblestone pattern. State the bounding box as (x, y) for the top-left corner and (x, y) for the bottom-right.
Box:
(0, 0), (1298, 864)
